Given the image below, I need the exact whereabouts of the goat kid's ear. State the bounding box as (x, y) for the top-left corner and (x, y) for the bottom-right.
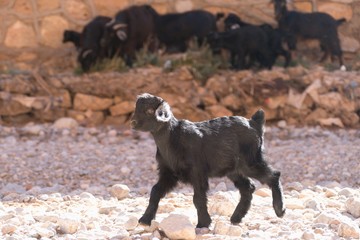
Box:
(155, 102), (171, 123)
(116, 30), (127, 41)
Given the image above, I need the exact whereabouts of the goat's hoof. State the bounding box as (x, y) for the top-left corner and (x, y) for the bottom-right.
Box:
(138, 216), (152, 226)
(196, 219), (211, 228)
(230, 215), (242, 225)
(275, 207), (286, 218)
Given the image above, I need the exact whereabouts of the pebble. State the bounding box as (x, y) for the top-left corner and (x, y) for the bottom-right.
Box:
(254, 188), (271, 197)
(345, 197), (360, 218)
(159, 214), (196, 240)
(110, 184), (130, 200)
(1, 224), (17, 235)
(52, 117), (79, 129)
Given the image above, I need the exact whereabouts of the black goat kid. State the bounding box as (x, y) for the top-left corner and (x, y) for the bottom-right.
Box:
(131, 93), (286, 228)
(207, 27), (272, 70)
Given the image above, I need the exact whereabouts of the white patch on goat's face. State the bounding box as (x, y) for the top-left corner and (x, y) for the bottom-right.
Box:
(231, 24), (240, 30)
(155, 102), (172, 123)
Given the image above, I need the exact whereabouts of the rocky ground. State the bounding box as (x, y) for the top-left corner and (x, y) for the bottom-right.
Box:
(0, 119), (359, 239)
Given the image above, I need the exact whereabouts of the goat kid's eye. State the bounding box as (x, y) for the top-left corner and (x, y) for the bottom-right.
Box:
(146, 109), (155, 115)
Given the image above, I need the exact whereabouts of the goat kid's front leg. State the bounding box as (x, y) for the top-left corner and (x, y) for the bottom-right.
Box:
(227, 174), (255, 224)
(193, 180), (211, 228)
(139, 171), (178, 225)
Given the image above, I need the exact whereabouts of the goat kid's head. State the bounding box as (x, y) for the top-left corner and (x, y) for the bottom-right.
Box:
(131, 93), (173, 132)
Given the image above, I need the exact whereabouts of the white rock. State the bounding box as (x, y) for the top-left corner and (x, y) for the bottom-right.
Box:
(120, 166), (131, 175)
(144, 220), (160, 232)
(22, 125), (43, 135)
(56, 214), (81, 234)
(286, 182), (303, 191)
(33, 214), (59, 223)
(277, 120), (287, 128)
(254, 188), (271, 197)
(325, 188), (337, 198)
(159, 214), (196, 240)
(124, 216), (138, 230)
(345, 197), (360, 218)
(304, 199), (323, 211)
(0, 202), (5, 212)
(209, 192), (237, 217)
(53, 117), (79, 129)
(213, 220), (241, 236)
(38, 194), (49, 201)
(228, 225), (242, 236)
(338, 188), (354, 197)
(338, 220), (360, 238)
(1, 224), (17, 235)
(108, 129), (118, 137)
(285, 199), (305, 210)
(302, 230), (315, 240)
(314, 211), (341, 225)
(37, 227), (56, 238)
(79, 192), (96, 199)
(110, 184), (130, 200)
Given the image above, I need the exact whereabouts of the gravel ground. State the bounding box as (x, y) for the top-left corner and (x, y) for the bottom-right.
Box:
(0, 123), (359, 239)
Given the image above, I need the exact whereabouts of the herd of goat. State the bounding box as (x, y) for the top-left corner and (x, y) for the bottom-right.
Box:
(63, 0), (347, 72)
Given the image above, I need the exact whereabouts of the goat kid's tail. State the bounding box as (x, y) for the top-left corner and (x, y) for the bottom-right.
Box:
(251, 109), (265, 126)
(251, 109), (265, 136)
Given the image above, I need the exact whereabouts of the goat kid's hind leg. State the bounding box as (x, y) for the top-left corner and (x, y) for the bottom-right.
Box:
(227, 174), (255, 224)
(250, 163), (286, 218)
(139, 170), (178, 225)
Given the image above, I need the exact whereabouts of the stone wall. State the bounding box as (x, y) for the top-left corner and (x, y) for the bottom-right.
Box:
(0, 66), (359, 128)
(0, 0), (359, 71)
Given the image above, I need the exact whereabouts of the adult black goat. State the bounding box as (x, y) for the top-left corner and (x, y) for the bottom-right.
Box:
(131, 93), (285, 228)
(273, 0), (346, 69)
(100, 5), (158, 67)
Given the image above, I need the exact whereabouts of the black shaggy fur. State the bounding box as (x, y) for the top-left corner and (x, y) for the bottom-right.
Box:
(131, 93), (285, 228)
(77, 16), (112, 72)
(155, 10), (217, 53)
(62, 30), (82, 50)
(100, 5), (158, 67)
(273, 0), (345, 67)
(207, 27), (272, 70)
(223, 13), (291, 67)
